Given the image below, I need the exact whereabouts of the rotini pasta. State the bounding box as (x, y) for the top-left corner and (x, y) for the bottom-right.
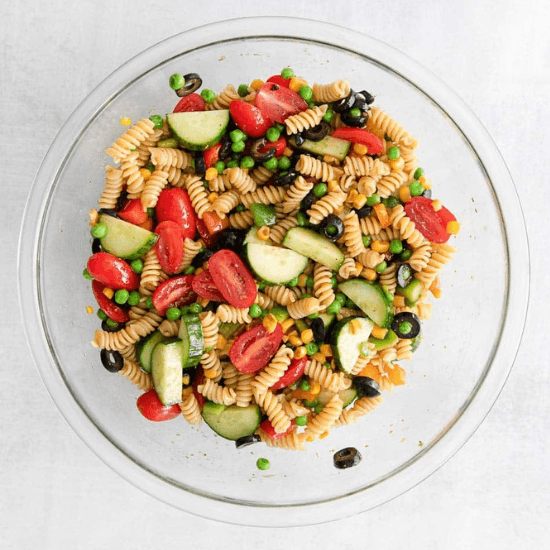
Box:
(367, 107), (419, 149)
(296, 154), (341, 183)
(184, 174), (210, 219)
(119, 359), (153, 392)
(312, 79), (350, 103)
(343, 156), (390, 178)
(105, 118), (156, 163)
(239, 185), (287, 208)
(313, 262), (335, 307)
(98, 165), (124, 209)
(287, 297), (322, 319)
(140, 169), (169, 210)
(307, 188), (347, 225)
(343, 211), (365, 257)
(281, 176), (314, 213)
(284, 104), (328, 134)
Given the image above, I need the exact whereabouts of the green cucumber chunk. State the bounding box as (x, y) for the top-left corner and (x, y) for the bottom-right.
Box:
(330, 316), (374, 374)
(289, 135), (351, 161)
(138, 330), (168, 373)
(294, 318), (309, 334)
(411, 334), (422, 352)
(396, 278), (423, 306)
(250, 203), (277, 227)
(178, 314), (204, 368)
(151, 339), (184, 405)
(282, 227), (344, 271)
(202, 402), (261, 441)
(99, 214), (158, 260)
(246, 242), (308, 285)
(318, 312), (335, 329)
(218, 322), (242, 340)
(369, 328), (399, 351)
(317, 387), (358, 409)
(339, 278), (394, 328)
(166, 110), (230, 151)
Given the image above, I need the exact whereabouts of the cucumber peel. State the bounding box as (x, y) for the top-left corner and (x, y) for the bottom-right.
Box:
(339, 278), (394, 328)
(151, 339), (184, 406)
(282, 227), (344, 271)
(166, 110), (230, 151)
(330, 316), (374, 374)
(202, 403), (261, 441)
(99, 214), (157, 260)
(178, 314), (204, 368)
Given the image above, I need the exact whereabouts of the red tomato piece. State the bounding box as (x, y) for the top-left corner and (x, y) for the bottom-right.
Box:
(208, 249), (257, 308)
(196, 211), (230, 247)
(203, 143), (222, 169)
(118, 198), (149, 225)
(229, 100), (272, 138)
(87, 252), (140, 290)
(270, 357), (308, 391)
(254, 81), (308, 123)
(191, 269), (225, 302)
(91, 280), (130, 323)
(260, 418), (295, 440)
(229, 324), (284, 373)
(155, 220), (184, 274)
(155, 188), (196, 240)
(136, 389), (181, 422)
(257, 136), (287, 158)
(152, 275), (196, 316)
(331, 127), (385, 155)
(173, 92), (206, 113)
(404, 196), (456, 244)
(192, 368), (206, 408)
(266, 74), (291, 88)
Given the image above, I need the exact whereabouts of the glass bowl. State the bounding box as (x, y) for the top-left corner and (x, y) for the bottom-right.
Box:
(18, 17), (529, 526)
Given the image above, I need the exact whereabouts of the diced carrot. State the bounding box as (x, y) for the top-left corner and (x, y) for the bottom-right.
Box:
(385, 364), (406, 386)
(373, 203), (390, 227)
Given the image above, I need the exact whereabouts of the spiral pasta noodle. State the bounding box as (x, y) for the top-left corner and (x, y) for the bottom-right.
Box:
(215, 304), (252, 324)
(178, 238), (202, 272)
(139, 248), (165, 295)
(281, 176), (314, 213)
(197, 378), (237, 406)
(208, 173), (231, 193)
(119, 359), (153, 392)
(304, 393), (343, 440)
(343, 212), (366, 257)
(305, 359), (352, 392)
(263, 285), (298, 306)
(252, 345), (293, 395)
(270, 214), (298, 244)
(409, 243), (432, 272)
(199, 311), (220, 349)
(140, 169), (169, 210)
(313, 262), (335, 307)
(149, 147), (191, 170)
(235, 372), (254, 408)
(339, 174), (356, 192)
(312, 79), (350, 103)
(105, 118), (156, 163)
(225, 167), (257, 194)
(250, 166), (274, 185)
(296, 154), (341, 183)
(338, 257), (362, 280)
(179, 388), (202, 424)
(240, 185), (287, 209)
(184, 174), (210, 219)
(253, 388), (291, 434)
(281, 398), (310, 420)
(359, 215), (383, 237)
(284, 104), (328, 134)
(136, 128), (163, 166)
(221, 363), (240, 389)
(98, 165), (124, 209)
(158, 319), (180, 338)
(343, 156), (390, 178)
(357, 175), (379, 197)
(229, 210), (254, 230)
(258, 429), (307, 451)
(121, 152), (145, 199)
(376, 170), (407, 198)
(287, 297), (321, 319)
(395, 339), (413, 361)
(366, 107), (419, 149)
(335, 395), (383, 426)
(255, 292), (275, 310)
(209, 190), (240, 218)
(378, 262), (398, 294)
(201, 350), (223, 382)
(92, 311), (163, 350)
(204, 84), (241, 110)
(390, 205), (427, 249)
(414, 243), (456, 288)
(307, 188), (347, 225)
(163, 165), (186, 188)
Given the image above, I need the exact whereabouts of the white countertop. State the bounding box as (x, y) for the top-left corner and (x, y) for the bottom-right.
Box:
(2, 1), (548, 548)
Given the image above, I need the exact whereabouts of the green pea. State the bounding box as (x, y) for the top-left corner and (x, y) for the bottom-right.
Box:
(362, 235), (372, 247)
(183, 266), (195, 275)
(97, 308), (107, 320)
(240, 156), (255, 169)
(256, 458), (270, 471)
(303, 398), (319, 408)
(166, 307), (181, 321)
(188, 303), (203, 314)
(335, 292), (347, 305)
(307, 312), (319, 320)
(91, 224), (107, 239)
(366, 194), (381, 206)
(235, 204), (245, 212)
(323, 362), (332, 369)
(345, 297), (357, 309)
(147, 208), (155, 218)
(322, 108), (334, 123)
(295, 415), (308, 426)
(198, 246), (205, 253)
(413, 167), (424, 179)
(214, 160), (225, 174)
(383, 196), (400, 208)
(169, 73), (185, 90)
(266, 127), (280, 142)
(269, 306), (288, 322)
(145, 296), (154, 309)
(281, 67), (294, 79)
(106, 318), (119, 329)
(330, 276), (338, 289)
(180, 306), (190, 315)
(127, 291), (141, 306)
(299, 86), (313, 101)
(146, 164), (155, 173)
(326, 300), (342, 315)
(201, 89), (216, 103)
(231, 140), (246, 153)
(149, 115), (164, 129)
(274, 122), (285, 132)
(287, 276), (299, 287)
(299, 379), (310, 391)
(375, 261), (387, 273)
(308, 101), (317, 109)
(399, 321), (413, 335)
(349, 107), (362, 118)
(409, 180), (424, 197)
(313, 183), (327, 198)
(277, 156), (291, 170)
(260, 309), (269, 318)
(229, 129), (246, 143)
(400, 249), (412, 261)
(306, 276), (314, 288)
(249, 304), (263, 318)
(313, 403), (325, 414)
(263, 157), (278, 171)
(296, 212), (309, 227)
(130, 259), (143, 274)
(306, 342), (319, 356)
(258, 282), (266, 291)
(238, 84), (250, 97)
(389, 239), (403, 254)
(226, 159), (239, 169)
(114, 289), (129, 305)
(83, 268), (93, 280)
(326, 225), (338, 236)
(387, 146), (401, 160)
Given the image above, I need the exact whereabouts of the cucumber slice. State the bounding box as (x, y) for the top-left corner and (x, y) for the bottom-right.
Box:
(151, 339), (184, 405)
(318, 312), (335, 329)
(330, 316), (374, 374)
(282, 227), (344, 271)
(396, 278), (423, 306)
(289, 135), (351, 161)
(99, 214), (158, 260)
(243, 226), (272, 246)
(138, 330), (168, 373)
(317, 387), (358, 408)
(178, 314), (204, 367)
(246, 242), (308, 285)
(369, 328), (399, 351)
(202, 402), (261, 441)
(339, 278), (394, 328)
(166, 110), (230, 151)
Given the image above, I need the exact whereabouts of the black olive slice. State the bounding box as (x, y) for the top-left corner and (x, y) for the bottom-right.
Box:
(218, 138), (233, 160)
(358, 89), (375, 105)
(97, 208), (119, 218)
(116, 190), (128, 211)
(333, 447), (362, 469)
(300, 190), (315, 213)
(182, 366), (197, 388)
(194, 154), (206, 176)
(341, 111), (367, 128)
(235, 434), (261, 449)
(213, 228), (246, 252)
(422, 188), (432, 199)
(391, 312), (421, 339)
(92, 238), (102, 254)
(100, 349), (124, 373)
(193, 249), (214, 267)
(303, 121), (330, 142)
(333, 92), (356, 113)
(353, 376), (381, 398)
(250, 137), (276, 162)
(101, 319), (121, 333)
(397, 264), (413, 288)
(352, 92), (368, 111)
(310, 317), (326, 343)
(276, 171), (297, 187)
(294, 132), (306, 146)
(354, 204), (372, 219)
(176, 73), (203, 97)
(319, 214), (344, 241)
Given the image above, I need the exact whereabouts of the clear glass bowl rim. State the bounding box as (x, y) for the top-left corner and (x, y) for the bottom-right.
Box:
(17, 16), (530, 526)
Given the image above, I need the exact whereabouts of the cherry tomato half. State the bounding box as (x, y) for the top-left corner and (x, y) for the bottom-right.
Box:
(270, 357), (308, 391)
(229, 100), (272, 138)
(257, 136), (287, 158)
(254, 81), (308, 123)
(404, 196), (456, 244)
(196, 211), (230, 248)
(137, 389), (181, 422)
(155, 188), (196, 240)
(173, 92), (206, 113)
(266, 74), (291, 88)
(87, 252), (140, 290)
(152, 275), (196, 316)
(118, 198), (149, 226)
(91, 280), (130, 323)
(208, 249), (257, 308)
(331, 127), (385, 155)
(229, 323), (284, 373)
(155, 220), (184, 274)
(191, 269), (225, 302)
(203, 143), (222, 169)
(260, 418), (295, 440)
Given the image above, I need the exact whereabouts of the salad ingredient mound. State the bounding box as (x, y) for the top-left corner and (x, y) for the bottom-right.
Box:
(87, 69), (458, 452)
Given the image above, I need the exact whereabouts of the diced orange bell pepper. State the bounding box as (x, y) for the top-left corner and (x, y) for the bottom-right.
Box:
(385, 364), (406, 386)
(292, 388), (318, 402)
(138, 217), (154, 231)
(373, 203), (390, 228)
(358, 363), (381, 383)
